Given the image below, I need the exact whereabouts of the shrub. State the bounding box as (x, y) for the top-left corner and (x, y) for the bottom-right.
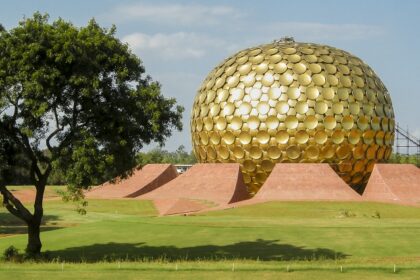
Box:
(338, 209), (356, 218)
(372, 211), (381, 219)
(3, 246), (20, 262)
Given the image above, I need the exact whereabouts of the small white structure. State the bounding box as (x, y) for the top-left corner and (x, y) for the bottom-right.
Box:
(174, 164), (193, 174)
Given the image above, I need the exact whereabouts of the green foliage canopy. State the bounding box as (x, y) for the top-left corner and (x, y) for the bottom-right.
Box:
(0, 13), (183, 255)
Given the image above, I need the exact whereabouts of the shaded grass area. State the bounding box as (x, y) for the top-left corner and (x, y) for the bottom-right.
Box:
(0, 212), (62, 237)
(48, 239), (346, 262)
(0, 196), (156, 238)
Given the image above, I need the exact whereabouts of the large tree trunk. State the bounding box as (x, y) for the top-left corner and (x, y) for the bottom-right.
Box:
(26, 220), (42, 255)
(0, 182), (43, 255)
(26, 181), (45, 256)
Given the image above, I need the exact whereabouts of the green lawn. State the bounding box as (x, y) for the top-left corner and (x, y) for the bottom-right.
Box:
(1, 187), (420, 278)
(1, 261), (420, 279)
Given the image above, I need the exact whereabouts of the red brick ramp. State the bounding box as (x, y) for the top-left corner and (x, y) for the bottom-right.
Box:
(362, 164), (420, 205)
(137, 163), (250, 215)
(86, 164), (178, 199)
(152, 199), (213, 216)
(252, 163), (361, 202)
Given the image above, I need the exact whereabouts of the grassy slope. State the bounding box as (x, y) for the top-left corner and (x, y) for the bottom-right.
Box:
(1, 198), (420, 261)
(1, 189), (420, 278)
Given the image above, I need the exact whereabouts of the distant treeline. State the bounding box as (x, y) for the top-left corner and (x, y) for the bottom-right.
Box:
(5, 145), (196, 185)
(136, 145), (197, 165)
(388, 153), (419, 166)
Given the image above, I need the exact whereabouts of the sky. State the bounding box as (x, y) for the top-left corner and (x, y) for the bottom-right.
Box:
(1, 0), (419, 152)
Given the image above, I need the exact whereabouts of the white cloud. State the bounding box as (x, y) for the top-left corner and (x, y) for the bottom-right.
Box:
(111, 3), (242, 26)
(120, 21), (386, 62)
(122, 32), (231, 59)
(265, 22), (386, 41)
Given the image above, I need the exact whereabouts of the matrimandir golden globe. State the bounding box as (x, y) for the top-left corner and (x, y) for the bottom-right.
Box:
(191, 38), (395, 194)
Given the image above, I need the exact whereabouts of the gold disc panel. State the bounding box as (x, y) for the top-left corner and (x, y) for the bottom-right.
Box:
(191, 41), (395, 195)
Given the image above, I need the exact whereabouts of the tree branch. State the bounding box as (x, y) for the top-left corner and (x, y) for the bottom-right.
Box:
(51, 99), (79, 158)
(46, 106), (63, 152)
(46, 128), (62, 152)
(0, 119), (43, 182)
(0, 183), (33, 223)
(53, 106), (60, 131)
(29, 161), (40, 185)
(4, 92), (21, 122)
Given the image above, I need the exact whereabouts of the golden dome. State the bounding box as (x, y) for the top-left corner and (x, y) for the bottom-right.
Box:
(191, 39), (394, 195)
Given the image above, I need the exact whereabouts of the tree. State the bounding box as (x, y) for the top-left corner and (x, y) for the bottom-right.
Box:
(0, 13), (183, 255)
(0, 144), (32, 185)
(136, 145), (197, 165)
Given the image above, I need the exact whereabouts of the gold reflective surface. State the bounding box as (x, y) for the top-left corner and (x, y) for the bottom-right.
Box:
(191, 40), (395, 194)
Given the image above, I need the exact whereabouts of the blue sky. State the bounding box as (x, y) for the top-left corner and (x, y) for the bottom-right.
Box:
(1, 0), (419, 151)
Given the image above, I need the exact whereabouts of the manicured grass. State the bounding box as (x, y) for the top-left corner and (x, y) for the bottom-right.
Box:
(1, 187), (420, 278)
(1, 261), (420, 279)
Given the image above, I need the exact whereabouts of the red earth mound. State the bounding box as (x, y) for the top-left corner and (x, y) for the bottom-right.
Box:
(253, 163), (361, 201)
(86, 164), (178, 199)
(214, 163), (361, 211)
(362, 164), (420, 205)
(137, 163), (250, 215)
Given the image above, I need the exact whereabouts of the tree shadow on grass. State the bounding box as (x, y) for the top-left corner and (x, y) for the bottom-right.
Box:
(0, 212), (61, 226)
(49, 239), (349, 262)
(0, 212), (62, 236)
(0, 226), (62, 236)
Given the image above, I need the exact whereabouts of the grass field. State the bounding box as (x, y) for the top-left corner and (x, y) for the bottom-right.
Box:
(0, 186), (420, 279)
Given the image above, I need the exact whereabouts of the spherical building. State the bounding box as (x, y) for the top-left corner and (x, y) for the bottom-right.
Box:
(191, 38), (394, 194)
